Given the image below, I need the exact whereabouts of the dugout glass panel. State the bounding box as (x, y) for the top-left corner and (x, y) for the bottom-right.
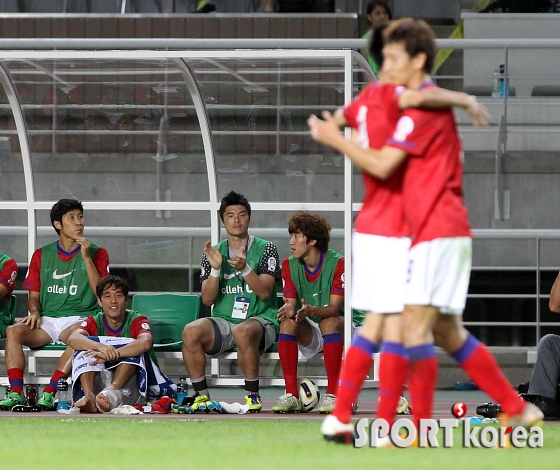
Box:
(187, 57), (347, 203)
(3, 59), (208, 203)
(0, 77), (26, 201)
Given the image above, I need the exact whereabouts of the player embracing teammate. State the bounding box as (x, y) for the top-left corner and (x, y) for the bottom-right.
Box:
(309, 18), (542, 444)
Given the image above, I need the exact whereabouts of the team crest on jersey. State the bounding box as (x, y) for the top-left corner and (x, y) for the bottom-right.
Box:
(267, 257), (276, 272)
(8, 271), (16, 286)
(393, 116), (414, 142)
(142, 322), (151, 330)
(80, 321), (88, 328)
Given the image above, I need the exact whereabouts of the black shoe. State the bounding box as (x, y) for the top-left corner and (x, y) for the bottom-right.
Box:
(532, 396), (560, 419)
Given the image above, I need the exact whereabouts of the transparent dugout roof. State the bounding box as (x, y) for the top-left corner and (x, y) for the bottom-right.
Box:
(0, 49), (371, 278)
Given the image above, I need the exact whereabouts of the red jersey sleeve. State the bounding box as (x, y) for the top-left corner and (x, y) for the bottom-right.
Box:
(281, 258), (298, 299)
(93, 248), (110, 277)
(129, 315), (152, 339)
(0, 258), (17, 300)
(78, 317), (99, 336)
(330, 258), (345, 297)
(23, 248), (42, 292)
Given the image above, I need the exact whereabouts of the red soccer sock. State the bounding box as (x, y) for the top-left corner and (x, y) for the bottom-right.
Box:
(332, 334), (377, 424)
(407, 344), (438, 429)
(43, 369), (67, 396)
(322, 333), (343, 395)
(7, 368), (24, 395)
(453, 334), (525, 416)
(377, 342), (408, 426)
(278, 334), (299, 397)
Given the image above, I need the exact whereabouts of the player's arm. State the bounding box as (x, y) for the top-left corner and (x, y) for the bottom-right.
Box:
(295, 294), (344, 322)
(20, 290), (42, 329)
(67, 327), (102, 351)
(333, 107), (348, 128)
(76, 238), (105, 294)
(201, 243), (221, 306)
(100, 332), (153, 358)
(308, 111), (407, 180)
(549, 271), (560, 313)
(242, 271), (276, 301)
(399, 89), (490, 127)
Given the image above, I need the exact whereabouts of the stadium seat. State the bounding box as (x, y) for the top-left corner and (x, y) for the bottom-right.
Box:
(131, 293), (200, 352)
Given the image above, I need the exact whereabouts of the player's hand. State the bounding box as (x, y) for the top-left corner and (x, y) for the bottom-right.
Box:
(203, 241), (223, 270)
(307, 111), (344, 148)
(465, 96), (490, 127)
(278, 298), (296, 322)
(295, 299), (313, 323)
(86, 345), (120, 364)
(75, 237), (92, 260)
(18, 312), (41, 329)
(227, 247), (247, 272)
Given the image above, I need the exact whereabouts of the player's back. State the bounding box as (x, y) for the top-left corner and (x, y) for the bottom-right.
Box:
(395, 103), (471, 245)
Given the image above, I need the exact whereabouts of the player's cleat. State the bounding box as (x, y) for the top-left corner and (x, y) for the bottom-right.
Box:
(37, 392), (55, 411)
(0, 391), (26, 410)
(317, 393), (336, 414)
(244, 392), (262, 413)
(272, 393), (302, 413)
(321, 415), (355, 445)
(501, 402), (544, 430)
(396, 396), (412, 415)
(186, 394), (222, 414)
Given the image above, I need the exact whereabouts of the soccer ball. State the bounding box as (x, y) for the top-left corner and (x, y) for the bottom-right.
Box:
(299, 378), (320, 412)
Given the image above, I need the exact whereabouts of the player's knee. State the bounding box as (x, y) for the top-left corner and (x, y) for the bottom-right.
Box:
(279, 318), (297, 334)
(318, 316), (339, 334)
(6, 323), (26, 342)
(182, 321), (205, 345)
(233, 322), (260, 348)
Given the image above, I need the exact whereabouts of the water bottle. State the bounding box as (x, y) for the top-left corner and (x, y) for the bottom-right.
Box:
(56, 377), (70, 411)
(492, 69), (501, 97)
(498, 63), (510, 97)
(176, 377), (188, 406)
(26, 385), (38, 407)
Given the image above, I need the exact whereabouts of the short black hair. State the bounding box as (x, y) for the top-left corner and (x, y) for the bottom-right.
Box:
(96, 275), (129, 299)
(368, 24), (387, 69)
(50, 199), (84, 235)
(219, 191), (251, 221)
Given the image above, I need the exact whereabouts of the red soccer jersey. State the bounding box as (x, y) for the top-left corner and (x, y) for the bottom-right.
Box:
(79, 314), (152, 338)
(0, 257), (17, 301)
(385, 84), (472, 245)
(344, 82), (409, 237)
(23, 244), (110, 292)
(282, 255), (345, 299)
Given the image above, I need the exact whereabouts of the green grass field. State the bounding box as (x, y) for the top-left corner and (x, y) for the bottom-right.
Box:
(0, 418), (557, 470)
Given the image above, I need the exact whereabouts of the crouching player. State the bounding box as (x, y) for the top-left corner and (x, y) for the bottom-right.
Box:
(67, 275), (173, 412)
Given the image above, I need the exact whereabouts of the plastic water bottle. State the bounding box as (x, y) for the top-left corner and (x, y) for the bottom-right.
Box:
(176, 377), (188, 406)
(56, 378), (70, 411)
(499, 63), (510, 97)
(492, 69), (501, 97)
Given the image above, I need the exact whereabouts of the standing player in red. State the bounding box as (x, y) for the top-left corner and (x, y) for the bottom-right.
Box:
(310, 18), (542, 443)
(309, 25), (489, 442)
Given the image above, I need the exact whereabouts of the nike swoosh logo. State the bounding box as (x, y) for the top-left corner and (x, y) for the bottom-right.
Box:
(223, 272), (237, 280)
(53, 269), (74, 280)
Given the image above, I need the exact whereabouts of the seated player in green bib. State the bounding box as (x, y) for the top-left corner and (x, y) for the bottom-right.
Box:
(273, 211), (348, 414)
(0, 251), (17, 339)
(0, 199), (110, 411)
(179, 191), (281, 413)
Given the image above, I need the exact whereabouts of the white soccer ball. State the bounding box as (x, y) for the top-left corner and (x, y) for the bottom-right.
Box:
(299, 378), (320, 412)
